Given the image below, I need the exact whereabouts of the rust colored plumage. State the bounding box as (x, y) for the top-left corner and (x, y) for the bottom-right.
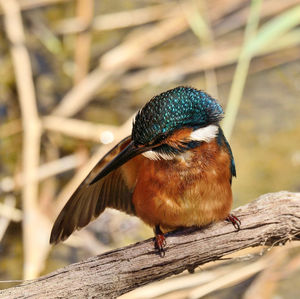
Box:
(50, 86), (240, 255)
(132, 139), (233, 231)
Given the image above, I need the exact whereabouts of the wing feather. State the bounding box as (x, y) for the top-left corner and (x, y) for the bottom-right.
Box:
(50, 136), (135, 244)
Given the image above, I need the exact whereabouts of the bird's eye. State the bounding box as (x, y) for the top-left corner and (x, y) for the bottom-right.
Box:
(155, 134), (167, 144)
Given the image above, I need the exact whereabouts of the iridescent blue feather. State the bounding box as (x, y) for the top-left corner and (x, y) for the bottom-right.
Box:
(133, 86), (224, 145)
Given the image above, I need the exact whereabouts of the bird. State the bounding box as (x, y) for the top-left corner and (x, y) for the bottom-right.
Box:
(50, 86), (241, 256)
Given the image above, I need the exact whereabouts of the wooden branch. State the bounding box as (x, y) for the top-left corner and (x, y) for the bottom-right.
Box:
(1, 191), (299, 298)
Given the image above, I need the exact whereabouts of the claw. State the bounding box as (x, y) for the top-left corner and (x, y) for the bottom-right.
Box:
(154, 225), (167, 257)
(155, 234), (166, 257)
(226, 213), (241, 231)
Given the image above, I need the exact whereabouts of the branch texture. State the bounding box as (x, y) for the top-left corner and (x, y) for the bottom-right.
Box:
(1, 191), (300, 298)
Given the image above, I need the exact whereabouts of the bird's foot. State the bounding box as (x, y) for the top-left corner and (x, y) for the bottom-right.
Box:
(226, 213), (241, 231)
(154, 225), (166, 257)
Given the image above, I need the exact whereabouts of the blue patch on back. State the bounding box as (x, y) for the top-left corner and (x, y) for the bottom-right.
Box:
(217, 128), (236, 182)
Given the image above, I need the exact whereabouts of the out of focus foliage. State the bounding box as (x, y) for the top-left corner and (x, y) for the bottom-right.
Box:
(0, 0), (299, 297)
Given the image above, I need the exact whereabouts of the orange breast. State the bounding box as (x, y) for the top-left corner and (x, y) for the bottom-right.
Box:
(123, 140), (233, 231)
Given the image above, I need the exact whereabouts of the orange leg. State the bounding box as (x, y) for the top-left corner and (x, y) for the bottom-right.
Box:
(226, 213), (241, 230)
(154, 225), (166, 257)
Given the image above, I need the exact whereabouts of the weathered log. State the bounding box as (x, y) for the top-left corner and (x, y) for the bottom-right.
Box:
(1, 191), (299, 298)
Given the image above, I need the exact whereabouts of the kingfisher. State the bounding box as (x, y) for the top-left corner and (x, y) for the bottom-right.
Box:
(50, 86), (240, 256)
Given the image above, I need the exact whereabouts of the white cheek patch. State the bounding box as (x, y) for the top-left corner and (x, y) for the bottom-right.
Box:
(142, 150), (175, 161)
(190, 124), (218, 142)
(142, 125), (218, 161)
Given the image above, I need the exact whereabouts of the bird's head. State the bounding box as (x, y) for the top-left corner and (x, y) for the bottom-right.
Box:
(90, 86), (223, 183)
(132, 86), (223, 160)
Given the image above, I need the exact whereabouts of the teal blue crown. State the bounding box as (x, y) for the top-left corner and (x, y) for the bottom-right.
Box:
(133, 86), (223, 145)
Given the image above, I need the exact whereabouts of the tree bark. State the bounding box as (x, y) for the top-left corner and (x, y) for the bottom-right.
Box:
(1, 191), (300, 298)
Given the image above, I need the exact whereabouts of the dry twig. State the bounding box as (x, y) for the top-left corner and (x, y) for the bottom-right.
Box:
(73, 0), (93, 83)
(52, 16), (189, 117)
(0, 154), (85, 195)
(56, 3), (178, 34)
(42, 115), (119, 143)
(0, 0), (47, 279)
(0, 0), (72, 14)
(0, 197), (22, 223)
(0, 196), (20, 242)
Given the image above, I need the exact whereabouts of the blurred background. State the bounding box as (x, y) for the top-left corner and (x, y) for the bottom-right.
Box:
(0, 0), (300, 297)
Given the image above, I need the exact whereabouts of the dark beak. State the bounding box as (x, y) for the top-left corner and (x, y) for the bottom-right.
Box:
(90, 141), (151, 185)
